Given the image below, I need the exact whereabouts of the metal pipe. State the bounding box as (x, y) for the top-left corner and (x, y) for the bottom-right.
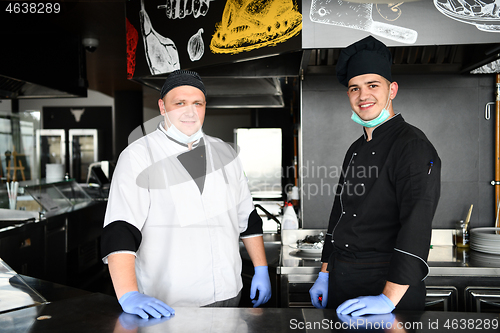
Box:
(496, 74), (500, 227)
(254, 204), (281, 234)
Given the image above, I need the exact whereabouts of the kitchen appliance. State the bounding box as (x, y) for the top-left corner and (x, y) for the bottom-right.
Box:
(35, 129), (65, 180)
(235, 128), (283, 233)
(234, 128), (282, 200)
(69, 129), (100, 183)
(279, 229), (324, 308)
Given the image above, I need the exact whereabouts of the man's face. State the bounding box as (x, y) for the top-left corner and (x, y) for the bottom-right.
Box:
(158, 85), (206, 136)
(347, 73), (397, 121)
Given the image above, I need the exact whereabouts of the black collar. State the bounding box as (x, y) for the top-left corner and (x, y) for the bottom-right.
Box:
(362, 113), (404, 141)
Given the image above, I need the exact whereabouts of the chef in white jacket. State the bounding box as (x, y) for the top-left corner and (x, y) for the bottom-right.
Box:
(101, 70), (272, 319)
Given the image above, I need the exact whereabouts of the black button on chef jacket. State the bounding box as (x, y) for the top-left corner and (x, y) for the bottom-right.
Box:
(321, 114), (441, 286)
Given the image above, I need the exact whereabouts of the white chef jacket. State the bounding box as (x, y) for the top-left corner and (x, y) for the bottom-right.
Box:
(103, 123), (257, 307)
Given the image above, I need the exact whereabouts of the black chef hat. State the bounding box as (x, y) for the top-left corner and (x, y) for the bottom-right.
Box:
(336, 36), (392, 87)
(160, 70), (206, 99)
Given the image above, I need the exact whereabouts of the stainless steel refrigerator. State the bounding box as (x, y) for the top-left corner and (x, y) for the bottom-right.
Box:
(69, 129), (99, 183)
(36, 129), (66, 181)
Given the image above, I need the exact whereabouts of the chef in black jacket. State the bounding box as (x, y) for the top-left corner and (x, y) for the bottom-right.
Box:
(309, 35), (441, 316)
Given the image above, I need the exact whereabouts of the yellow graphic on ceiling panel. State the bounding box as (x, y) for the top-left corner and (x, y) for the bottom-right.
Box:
(210, 0), (302, 54)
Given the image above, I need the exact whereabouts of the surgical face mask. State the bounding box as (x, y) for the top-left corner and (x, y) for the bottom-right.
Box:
(351, 107), (390, 128)
(163, 106), (203, 144)
(350, 90), (392, 128)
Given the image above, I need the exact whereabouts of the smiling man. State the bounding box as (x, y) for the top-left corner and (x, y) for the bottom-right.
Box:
(158, 72), (207, 150)
(309, 36), (441, 316)
(160, 88), (205, 139)
(101, 70), (272, 320)
(347, 73), (397, 141)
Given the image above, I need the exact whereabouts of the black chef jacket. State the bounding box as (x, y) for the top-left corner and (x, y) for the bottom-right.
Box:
(321, 114), (441, 286)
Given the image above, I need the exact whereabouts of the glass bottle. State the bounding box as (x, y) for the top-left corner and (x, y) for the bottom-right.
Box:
(455, 220), (469, 248)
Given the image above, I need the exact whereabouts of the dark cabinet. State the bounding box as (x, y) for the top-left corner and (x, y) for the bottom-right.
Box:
(0, 222), (44, 278)
(63, 202), (107, 290)
(0, 200), (108, 292)
(426, 275), (500, 312)
(466, 287), (500, 313)
(425, 286), (458, 311)
(44, 215), (67, 284)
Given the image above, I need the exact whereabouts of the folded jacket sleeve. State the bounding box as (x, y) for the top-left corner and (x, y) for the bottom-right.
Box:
(101, 221), (142, 263)
(240, 209), (263, 238)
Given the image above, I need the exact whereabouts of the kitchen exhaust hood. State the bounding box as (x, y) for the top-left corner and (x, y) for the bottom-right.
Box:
(0, 75), (87, 99)
(0, 33), (88, 99)
(132, 52), (303, 109)
(204, 77), (285, 109)
(138, 76), (285, 108)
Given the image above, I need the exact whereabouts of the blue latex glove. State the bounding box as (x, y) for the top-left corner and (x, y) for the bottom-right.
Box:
(118, 291), (175, 319)
(337, 313), (396, 329)
(309, 271), (329, 309)
(250, 266), (271, 307)
(118, 312), (172, 330)
(336, 293), (395, 317)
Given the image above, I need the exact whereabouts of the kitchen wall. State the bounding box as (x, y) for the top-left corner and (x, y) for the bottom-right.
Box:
(301, 73), (496, 230)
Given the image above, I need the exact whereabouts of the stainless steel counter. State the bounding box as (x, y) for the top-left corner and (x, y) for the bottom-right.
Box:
(279, 245), (500, 277)
(1, 248), (500, 331)
(277, 229), (500, 277)
(275, 229), (500, 308)
(2, 292), (500, 333)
